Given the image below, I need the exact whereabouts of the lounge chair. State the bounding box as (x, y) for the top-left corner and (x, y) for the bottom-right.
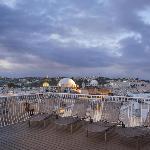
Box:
(86, 101), (122, 143)
(55, 101), (88, 134)
(28, 98), (55, 127)
(116, 111), (150, 150)
(28, 113), (53, 127)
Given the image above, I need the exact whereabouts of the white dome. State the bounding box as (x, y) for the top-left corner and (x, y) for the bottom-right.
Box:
(90, 80), (98, 86)
(58, 78), (76, 88)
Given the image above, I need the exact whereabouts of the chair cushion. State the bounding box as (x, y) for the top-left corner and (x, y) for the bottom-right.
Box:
(30, 114), (51, 122)
(87, 124), (109, 133)
(116, 127), (149, 138)
(55, 116), (80, 126)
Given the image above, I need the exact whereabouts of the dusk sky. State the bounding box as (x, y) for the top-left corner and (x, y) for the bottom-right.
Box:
(0, 0), (150, 78)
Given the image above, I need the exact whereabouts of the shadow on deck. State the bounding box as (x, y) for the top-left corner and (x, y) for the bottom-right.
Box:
(0, 120), (150, 150)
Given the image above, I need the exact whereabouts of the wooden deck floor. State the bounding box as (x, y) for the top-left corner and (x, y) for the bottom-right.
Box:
(0, 119), (150, 150)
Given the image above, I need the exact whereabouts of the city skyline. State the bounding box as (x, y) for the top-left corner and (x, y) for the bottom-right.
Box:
(0, 0), (150, 79)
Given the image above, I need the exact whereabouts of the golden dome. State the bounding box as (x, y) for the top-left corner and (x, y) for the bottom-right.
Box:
(43, 82), (49, 87)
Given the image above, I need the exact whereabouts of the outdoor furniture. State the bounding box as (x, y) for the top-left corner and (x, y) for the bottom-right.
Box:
(55, 101), (88, 134)
(116, 127), (149, 150)
(86, 102), (122, 143)
(116, 111), (150, 150)
(28, 113), (53, 127)
(28, 98), (56, 127)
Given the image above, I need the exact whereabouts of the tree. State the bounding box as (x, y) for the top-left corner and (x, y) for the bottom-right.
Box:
(7, 82), (16, 88)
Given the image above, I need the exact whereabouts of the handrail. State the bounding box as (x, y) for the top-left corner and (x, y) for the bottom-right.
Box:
(0, 92), (150, 127)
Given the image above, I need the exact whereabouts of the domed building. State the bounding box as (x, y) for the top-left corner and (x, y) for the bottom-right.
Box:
(58, 78), (77, 92)
(58, 78), (76, 88)
(90, 80), (98, 87)
(42, 76), (50, 92)
(43, 82), (49, 88)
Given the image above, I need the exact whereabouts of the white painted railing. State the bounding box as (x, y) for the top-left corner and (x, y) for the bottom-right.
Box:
(0, 92), (150, 127)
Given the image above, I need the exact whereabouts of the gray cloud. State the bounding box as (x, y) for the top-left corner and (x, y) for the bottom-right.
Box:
(0, 0), (150, 78)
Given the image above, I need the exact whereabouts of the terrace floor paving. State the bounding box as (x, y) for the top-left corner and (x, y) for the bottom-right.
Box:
(0, 119), (150, 150)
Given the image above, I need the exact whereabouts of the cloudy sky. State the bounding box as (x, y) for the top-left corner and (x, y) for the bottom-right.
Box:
(0, 0), (150, 78)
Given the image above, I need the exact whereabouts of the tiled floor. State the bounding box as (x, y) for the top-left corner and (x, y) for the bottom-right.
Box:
(0, 119), (149, 150)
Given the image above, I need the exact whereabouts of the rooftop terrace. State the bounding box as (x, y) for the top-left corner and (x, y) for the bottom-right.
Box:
(0, 93), (150, 150)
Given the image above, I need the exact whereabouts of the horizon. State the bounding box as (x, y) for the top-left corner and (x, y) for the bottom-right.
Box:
(0, 75), (148, 81)
(0, 0), (150, 79)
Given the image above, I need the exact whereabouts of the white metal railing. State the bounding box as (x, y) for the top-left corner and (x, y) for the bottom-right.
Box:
(1, 92), (150, 102)
(0, 92), (150, 127)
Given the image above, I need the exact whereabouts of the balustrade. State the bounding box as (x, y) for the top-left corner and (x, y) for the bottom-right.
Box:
(0, 92), (150, 127)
